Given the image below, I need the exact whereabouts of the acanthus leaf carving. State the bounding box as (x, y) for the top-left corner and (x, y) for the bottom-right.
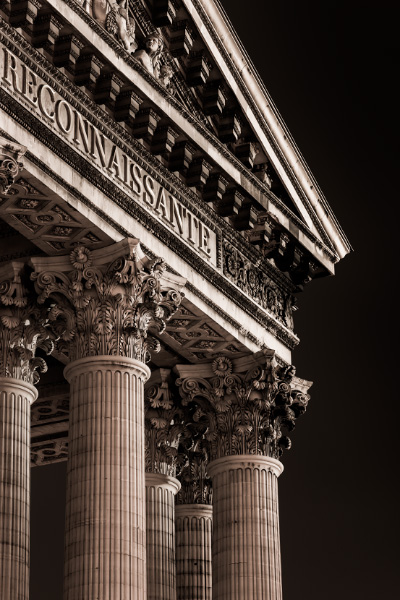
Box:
(0, 261), (55, 384)
(145, 368), (188, 477)
(176, 352), (312, 461)
(223, 241), (295, 330)
(30, 239), (185, 363)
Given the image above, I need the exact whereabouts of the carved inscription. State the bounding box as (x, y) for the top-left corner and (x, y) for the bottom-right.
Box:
(0, 45), (216, 263)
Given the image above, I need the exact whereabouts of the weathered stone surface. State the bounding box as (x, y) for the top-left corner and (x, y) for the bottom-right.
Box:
(208, 455), (284, 600)
(63, 356), (150, 600)
(175, 504), (213, 600)
(0, 378), (37, 600)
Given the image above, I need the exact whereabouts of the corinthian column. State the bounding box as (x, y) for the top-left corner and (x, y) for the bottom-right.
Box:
(208, 455), (283, 599)
(175, 418), (213, 600)
(0, 261), (52, 600)
(30, 239), (185, 600)
(176, 352), (312, 600)
(144, 369), (183, 600)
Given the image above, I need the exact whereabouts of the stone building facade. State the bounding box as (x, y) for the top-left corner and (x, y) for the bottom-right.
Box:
(0, 1), (350, 598)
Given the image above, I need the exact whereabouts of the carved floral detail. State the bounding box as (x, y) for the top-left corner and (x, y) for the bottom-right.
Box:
(0, 136), (26, 195)
(176, 352), (311, 461)
(0, 262), (54, 384)
(30, 240), (184, 363)
(223, 241), (294, 330)
(145, 369), (187, 477)
(176, 445), (212, 505)
(175, 413), (212, 505)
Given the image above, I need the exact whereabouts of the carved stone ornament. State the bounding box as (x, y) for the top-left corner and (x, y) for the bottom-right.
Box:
(176, 351), (312, 461)
(0, 261), (54, 384)
(133, 32), (164, 78)
(30, 238), (185, 363)
(145, 368), (187, 477)
(0, 135), (26, 195)
(104, 0), (137, 52)
(223, 241), (295, 330)
(176, 442), (212, 506)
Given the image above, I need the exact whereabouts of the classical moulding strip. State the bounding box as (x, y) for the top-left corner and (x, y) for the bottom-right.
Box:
(9, 3), (339, 265)
(0, 94), (299, 349)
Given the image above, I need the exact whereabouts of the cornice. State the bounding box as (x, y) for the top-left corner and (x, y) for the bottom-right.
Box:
(0, 22), (305, 284)
(13, 4), (339, 266)
(190, 0), (351, 258)
(0, 90), (299, 351)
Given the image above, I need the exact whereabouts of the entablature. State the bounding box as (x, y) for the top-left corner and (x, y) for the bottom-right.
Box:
(0, 0), (349, 281)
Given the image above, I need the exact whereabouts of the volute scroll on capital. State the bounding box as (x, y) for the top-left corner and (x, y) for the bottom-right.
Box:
(0, 135), (26, 195)
(30, 238), (186, 364)
(0, 261), (54, 385)
(175, 351), (312, 462)
(145, 368), (188, 477)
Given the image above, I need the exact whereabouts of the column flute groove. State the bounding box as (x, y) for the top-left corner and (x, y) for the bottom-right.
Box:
(63, 357), (149, 600)
(30, 238), (185, 600)
(176, 353), (312, 600)
(0, 255), (52, 600)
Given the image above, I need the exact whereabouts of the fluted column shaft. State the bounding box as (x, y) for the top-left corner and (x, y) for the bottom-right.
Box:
(208, 455), (284, 600)
(63, 356), (150, 600)
(146, 473), (180, 600)
(0, 377), (37, 600)
(175, 504), (213, 600)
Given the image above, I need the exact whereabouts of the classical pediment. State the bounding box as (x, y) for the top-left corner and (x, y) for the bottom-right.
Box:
(0, 0), (350, 283)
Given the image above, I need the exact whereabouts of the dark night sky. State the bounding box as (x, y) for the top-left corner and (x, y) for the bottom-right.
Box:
(30, 1), (399, 598)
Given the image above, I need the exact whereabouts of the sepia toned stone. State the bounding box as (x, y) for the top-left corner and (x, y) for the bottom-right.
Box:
(0, 0), (351, 598)
(208, 455), (284, 600)
(0, 378), (37, 600)
(63, 356), (150, 600)
(175, 504), (213, 600)
(146, 472), (180, 600)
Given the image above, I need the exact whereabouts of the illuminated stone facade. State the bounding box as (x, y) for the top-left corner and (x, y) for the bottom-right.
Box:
(0, 1), (350, 598)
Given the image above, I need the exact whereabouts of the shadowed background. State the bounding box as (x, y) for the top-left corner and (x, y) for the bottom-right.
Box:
(30, 1), (398, 598)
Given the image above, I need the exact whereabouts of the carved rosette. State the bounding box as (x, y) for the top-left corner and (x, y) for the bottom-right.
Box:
(30, 238), (185, 364)
(0, 135), (26, 195)
(0, 261), (53, 384)
(145, 368), (187, 477)
(176, 352), (312, 461)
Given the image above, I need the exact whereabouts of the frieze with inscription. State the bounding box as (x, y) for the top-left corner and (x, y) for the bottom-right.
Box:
(0, 35), (297, 344)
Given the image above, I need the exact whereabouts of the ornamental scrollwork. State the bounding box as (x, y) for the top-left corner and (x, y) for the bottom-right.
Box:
(145, 369), (188, 477)
(176, 438), (212, 506)
(0, 262), (54, 384)
(30, 239), (185, 363)
(223, 241), (294, 330)
(176, 352), (311, 461)
(0, 135), (26, 195)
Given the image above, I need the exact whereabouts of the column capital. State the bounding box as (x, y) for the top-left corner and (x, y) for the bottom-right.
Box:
(0, 261), (54, 385)
(145, 368), (187, 476)
(176, 351), (312, 461)
(30, 238), (186, 363)
(0, 134), (26, 194)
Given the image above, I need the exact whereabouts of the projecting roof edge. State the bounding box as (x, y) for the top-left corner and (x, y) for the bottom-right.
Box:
(186, 0), (352, 260)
